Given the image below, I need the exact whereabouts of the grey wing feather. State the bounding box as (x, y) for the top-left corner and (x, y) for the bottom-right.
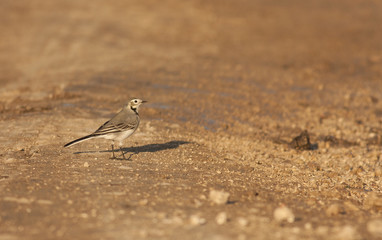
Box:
(91, 109), (139, 136)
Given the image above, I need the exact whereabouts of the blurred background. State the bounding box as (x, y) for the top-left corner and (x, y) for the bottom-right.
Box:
(1, 1), (381, 125)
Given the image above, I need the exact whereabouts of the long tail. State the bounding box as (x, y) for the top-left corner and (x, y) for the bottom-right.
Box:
(64, 134), (97, 148)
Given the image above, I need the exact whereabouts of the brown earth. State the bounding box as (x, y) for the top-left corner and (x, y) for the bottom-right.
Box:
(1, 0), (382, 239)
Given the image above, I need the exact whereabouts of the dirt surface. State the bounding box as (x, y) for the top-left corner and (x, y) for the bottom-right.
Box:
(1, 0), (382, 239)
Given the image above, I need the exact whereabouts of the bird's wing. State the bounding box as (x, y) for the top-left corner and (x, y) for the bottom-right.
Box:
(92, 112), (138, 136)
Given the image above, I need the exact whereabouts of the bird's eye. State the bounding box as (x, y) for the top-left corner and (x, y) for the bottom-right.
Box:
(134, 100), (138, 103)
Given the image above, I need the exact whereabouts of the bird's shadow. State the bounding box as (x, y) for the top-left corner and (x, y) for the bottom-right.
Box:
(73, 141), (190, 158)
(120, 140), (190, 153)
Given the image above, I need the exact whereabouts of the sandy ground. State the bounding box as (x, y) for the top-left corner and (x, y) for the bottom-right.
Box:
(1, 0), (382, 239)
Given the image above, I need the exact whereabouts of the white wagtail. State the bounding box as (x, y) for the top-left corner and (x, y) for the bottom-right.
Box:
(64, 98), (147, 159)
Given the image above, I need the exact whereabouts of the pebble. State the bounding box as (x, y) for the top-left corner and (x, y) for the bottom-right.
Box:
(333, 225), (358, 240)
(273, 205), (295, 223)
(304, 222), (312, 230)
(193, 199), (203, 208)
(215, 212), (228, 225)
(4, 158), (16, 163)
(36, 199), (53, 205)
(119, 166), (133, 170)
(316, 226), (329, 235)
(237, 217), (249, 227)
(325, 203), (343, 216)
(139, 230), (148, 238)
(368, 132), (377, 138)
(163, 216), (183, 225)
(291, 227), (301, 234)
(367, 218), (382, 237)
(3, 197), (32, 204)
(374, 167), (382, 177)
(344, 201), (359, 212)
(190, 215), (207, 225)
(209, 189), (230, 205)
(138, 199), (148, 206)
(83, 162), (89, 167)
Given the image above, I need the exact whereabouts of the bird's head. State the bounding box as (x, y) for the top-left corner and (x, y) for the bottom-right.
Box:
(128, 98), (147, 112)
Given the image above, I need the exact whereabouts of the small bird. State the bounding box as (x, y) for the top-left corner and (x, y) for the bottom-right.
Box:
(64, 98), (147, 159)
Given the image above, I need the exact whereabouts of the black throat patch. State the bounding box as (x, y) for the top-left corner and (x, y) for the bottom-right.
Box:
(130, 106), (138, 114)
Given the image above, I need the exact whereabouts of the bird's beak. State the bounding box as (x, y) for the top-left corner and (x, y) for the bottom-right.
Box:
(142, 100), (148, 103)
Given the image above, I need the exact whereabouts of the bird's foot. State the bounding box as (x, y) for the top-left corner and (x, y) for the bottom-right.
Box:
(120, 147), (133, 161)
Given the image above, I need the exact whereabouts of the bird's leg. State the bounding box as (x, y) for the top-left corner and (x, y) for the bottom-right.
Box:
(119, 142), (126, 160)
(127, 152), (135, 161)
(111, 141), (116, 159)
(120, 147), (126, 160)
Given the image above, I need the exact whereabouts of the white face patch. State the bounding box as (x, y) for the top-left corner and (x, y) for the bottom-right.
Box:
(129, 99), (143, 111)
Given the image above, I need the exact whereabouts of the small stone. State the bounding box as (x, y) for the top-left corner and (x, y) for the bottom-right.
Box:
(367, 218), (382, 237)
(325, 203), (344, 216)
(292, 227), (301, 234)
(344, 201), (359, 212)
(193, 199), (203, 208)
(4, 158), (15, 163)
(215, 212), (228, 225)
(333, 225), (358, 240)
(273, 205), (295, 223)
(209, 189), (230, 205)
(237, 217), (249, 227)
(36, 199), (53, 205)
(139, 230), (148, 238)
(351, 166), (364, 175)
(157, 212), (167, 219)
(83, 162), (89, 167)
(3, 197), (32, 204)
(138, 199), (148, 206)
(190, 215), (207, 225)
(163, 216), (183, 225)
(316, 226), (329, 236)
(91, 209), (97, 217)
(304, 222), (312, 230)
(119, 166), (133, 170)
(369, 132), (377, 138)
(374, 167), (382, 177)
(170, 123), (180, 129)
(289, 130), (313, 150)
